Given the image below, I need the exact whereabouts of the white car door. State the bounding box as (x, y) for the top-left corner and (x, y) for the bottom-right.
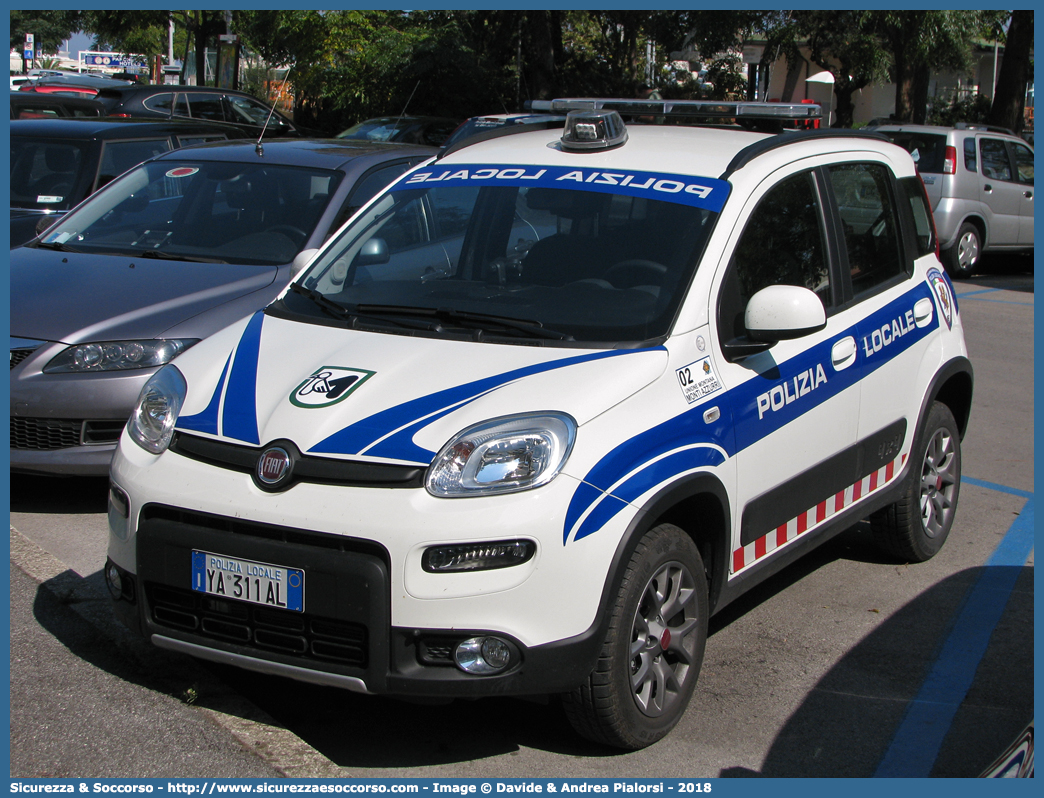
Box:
(710, 166), (861, 576)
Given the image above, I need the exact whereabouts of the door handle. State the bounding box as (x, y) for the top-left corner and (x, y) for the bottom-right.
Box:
(914, 297), (934, 327)
(831, 336), (857, 371)
(1025, 191), (1033, 199)
(983, 183), (993, 193)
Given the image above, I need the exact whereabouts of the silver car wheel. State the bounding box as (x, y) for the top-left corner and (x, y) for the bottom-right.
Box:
(629, 560), (700, 717)
(956, 228), (980, 270)
(920, 426), (958, 538)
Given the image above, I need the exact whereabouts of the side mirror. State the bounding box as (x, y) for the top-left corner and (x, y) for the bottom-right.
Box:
(353, 237), (389, 267)
(722, 284), (827, 363)
(290, 248), (319, 278)
(745, 284), (827, 343)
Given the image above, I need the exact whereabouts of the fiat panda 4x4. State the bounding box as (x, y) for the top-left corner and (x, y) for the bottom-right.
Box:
(106, 99), (973, 749)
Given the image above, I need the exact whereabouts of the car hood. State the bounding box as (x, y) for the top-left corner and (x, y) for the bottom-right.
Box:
(10, 247), (281, 343)
(173, 311), (668, 466)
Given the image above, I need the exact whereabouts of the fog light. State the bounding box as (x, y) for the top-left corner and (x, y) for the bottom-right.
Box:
(454, 636), (515, 675)
(423, 540), (535, 572)
(108, 483), (129, 519)
(105, 561), (124, 600)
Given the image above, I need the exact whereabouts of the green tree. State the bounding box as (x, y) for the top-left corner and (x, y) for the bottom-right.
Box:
(790, 11), (890, 128)
(9, 10), (82, 71)
(872, 10), (1003, 124)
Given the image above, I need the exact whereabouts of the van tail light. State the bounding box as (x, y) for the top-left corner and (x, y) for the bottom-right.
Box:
(943, 145), (957, 175)
(109, 113), (132, 118)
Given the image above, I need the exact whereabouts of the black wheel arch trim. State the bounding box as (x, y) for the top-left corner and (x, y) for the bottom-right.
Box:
(921, 356), (973, 441)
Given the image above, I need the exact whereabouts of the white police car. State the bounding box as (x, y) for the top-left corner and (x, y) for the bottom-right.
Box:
(106, 99), (973, 749)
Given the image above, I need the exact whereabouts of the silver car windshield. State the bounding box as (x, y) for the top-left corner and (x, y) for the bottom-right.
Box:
(37, 160), (343, 265)
(291, 165), (725, 346)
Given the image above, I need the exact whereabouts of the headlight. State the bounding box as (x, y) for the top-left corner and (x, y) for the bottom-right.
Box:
(127, 365), (187, 454)
(426, 413), (576, 497)
(43, 339), (198, 373)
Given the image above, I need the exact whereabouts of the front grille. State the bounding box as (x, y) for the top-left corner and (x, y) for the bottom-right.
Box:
(10, 349), (35, 370)
(145, 582), (368, 667)
(140, 505), (390, 562)
(11, 417), (82, 449)
(10, 417), (124, 450)
(170, 432), (425, 489)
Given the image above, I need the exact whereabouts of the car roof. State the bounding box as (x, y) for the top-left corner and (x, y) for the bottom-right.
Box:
(149, 137), (438, 169)
(29, 75), (135, 89)
(10, 91), (104, 107)
(441, 118), (912, 185)
(93, 84), (278, 101)
(9, 117), (247, 139)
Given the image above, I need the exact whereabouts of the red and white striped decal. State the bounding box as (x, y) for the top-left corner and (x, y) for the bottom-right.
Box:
(731, 452), (908, 574)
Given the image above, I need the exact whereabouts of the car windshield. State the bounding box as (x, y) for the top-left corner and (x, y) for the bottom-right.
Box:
(338, 119), (412, 142)
(10, 137), (90, 211)
(282, 163), (726, 347)
(34, 159), (344, 266)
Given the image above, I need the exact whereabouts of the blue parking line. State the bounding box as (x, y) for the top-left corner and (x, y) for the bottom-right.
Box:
(873, 481), (1034, 777)
(954, 288), (1033, 306)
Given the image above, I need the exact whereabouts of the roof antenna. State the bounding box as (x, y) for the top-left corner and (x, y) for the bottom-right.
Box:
(393, 80), (421, 132)
(256, 66), (293, 156)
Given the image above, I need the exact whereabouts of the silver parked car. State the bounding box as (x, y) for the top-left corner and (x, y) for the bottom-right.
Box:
(11, 138), (436, 475)
(871, 123), (1034, 277)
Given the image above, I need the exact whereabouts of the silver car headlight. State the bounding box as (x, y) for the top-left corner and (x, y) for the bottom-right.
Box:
(127, 365), (187, 455)
(426, 413), (577, 498)
(43, 339), (198, 373)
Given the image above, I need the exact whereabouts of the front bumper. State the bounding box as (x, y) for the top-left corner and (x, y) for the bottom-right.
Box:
(107, 504), (605, 697)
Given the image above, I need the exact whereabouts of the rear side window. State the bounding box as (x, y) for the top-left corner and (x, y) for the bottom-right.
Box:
(827, 163), (905, 297)
(96, 138), (172, 190)
(963, 138), (978, 171)
(187, 94), (226, 122)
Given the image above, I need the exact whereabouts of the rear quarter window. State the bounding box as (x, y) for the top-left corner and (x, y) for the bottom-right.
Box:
(899, 176), (936, 257)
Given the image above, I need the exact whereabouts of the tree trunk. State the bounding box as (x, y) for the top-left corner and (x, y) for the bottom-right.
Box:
(911, 63), (930, 124)
(523, 11), (557, 101)
(988, 10), (1033, 134)
(892, 48), (914, 123)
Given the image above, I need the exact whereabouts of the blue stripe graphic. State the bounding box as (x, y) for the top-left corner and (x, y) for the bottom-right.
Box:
(392, 163), (732, 213)
(564, 281), (939, 543)
(309, 348), (662, 462)
(220, 311), (265, 445)
(177, 354), (232, 436)
(874, 491), (1034, 777)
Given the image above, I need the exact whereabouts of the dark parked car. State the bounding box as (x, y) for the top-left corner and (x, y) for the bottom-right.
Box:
(10, 117), (249, 247)
(336, 115), (461, 147)
(18, 74), (135, 97)
(10, 90), (106, 119)
(86, 83), (316, 138)
(10, 137), (437, 475)
(441, 112), (567, 151)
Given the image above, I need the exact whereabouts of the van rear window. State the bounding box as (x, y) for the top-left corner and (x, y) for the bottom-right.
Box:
(881, 132), (947, 174)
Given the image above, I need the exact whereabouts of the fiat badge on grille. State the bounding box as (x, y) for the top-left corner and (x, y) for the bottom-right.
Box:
(257, 446), (292, 485)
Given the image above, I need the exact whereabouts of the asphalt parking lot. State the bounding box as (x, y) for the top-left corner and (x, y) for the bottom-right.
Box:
(9, 253), (1034, 779)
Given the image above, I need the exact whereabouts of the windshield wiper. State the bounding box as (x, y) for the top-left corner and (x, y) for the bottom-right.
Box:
(289, 283), (438, 331)
(136, 250), (229, 264)
(35, 240), (83, 253)
(355, 305), (574, 341)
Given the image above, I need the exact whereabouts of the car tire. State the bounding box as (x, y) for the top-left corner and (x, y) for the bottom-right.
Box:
(562, 524), (708, 749)
(870, 401), (962, 562)
(944, 222), (982, 279)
